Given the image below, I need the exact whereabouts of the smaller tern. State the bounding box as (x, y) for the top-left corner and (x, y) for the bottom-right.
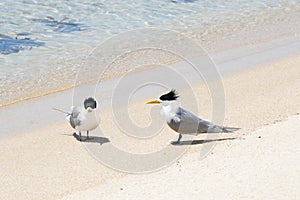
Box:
(146, 90), (239, 144)
(54, 97), (99, 141)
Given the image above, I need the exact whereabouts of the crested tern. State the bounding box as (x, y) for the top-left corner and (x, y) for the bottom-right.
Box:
(146, 90), (239, 144)
(61, 97), (99, 141)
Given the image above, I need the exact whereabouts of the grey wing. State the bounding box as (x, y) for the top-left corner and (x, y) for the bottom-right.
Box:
(168, 107), (212, 134)
(69, 106), (82, 129)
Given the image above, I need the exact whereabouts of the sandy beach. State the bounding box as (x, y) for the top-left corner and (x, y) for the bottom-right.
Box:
(0, 36), (299, 199)
(1, 1), (300, 199)
(64, 114), (300, 200)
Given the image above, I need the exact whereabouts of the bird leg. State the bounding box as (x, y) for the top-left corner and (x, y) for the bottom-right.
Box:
(86, 131), (89, 140)
(171, 133), (182, 145)
(176, 133), (182, 144)
(79, 131), (82, 141)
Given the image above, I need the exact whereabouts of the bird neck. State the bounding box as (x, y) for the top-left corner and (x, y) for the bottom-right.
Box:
(160, 100), (179, 122)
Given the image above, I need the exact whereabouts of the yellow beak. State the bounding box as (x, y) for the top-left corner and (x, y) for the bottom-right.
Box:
(146, 100), (161, 104)
(87, 107), (93, 112)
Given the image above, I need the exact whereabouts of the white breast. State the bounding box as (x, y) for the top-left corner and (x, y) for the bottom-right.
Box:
(76, 110), (100, 131)
(160, 100), (180, 123)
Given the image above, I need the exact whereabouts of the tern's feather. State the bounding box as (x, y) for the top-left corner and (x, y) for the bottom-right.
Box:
(167, 107), (239, 134)
(84, 97), (97, 109)
(67, 105), (99, 131)
(69, 106), (82, 129)
(167, 107), (211, 134)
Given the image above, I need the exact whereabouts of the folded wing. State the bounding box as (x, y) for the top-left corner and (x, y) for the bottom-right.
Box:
(168, 107), (239, 134)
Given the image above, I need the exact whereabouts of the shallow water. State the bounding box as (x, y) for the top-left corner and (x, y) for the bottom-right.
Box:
(0, 0), (299, 106)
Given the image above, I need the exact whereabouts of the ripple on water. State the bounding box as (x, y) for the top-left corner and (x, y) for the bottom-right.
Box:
(0, 33), (44, 55)
(0, 0), (299, 106)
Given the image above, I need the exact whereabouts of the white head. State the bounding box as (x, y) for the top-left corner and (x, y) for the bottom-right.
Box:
(146, 90), (180, 122)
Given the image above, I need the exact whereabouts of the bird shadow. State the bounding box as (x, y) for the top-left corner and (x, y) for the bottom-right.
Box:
(171, 137), (237, 146)
(72, 133), (110, 145)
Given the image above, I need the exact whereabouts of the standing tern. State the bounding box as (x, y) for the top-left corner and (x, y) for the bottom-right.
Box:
(54, 97), (99, 141)
(146, 90), (239, 144)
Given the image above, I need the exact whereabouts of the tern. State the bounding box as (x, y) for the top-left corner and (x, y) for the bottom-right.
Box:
(146, 90), (239, 144)
(54, 97), (99, 141)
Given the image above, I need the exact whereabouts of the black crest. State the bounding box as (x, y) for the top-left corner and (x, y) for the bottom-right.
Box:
(84, 97), (97, 109)
(159, 89), (179, 101)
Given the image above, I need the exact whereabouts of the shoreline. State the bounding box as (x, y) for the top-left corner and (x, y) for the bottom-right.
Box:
(1, 35), (299, 138)
(0, 35), (299, 199)
(1, 33), (299, 109)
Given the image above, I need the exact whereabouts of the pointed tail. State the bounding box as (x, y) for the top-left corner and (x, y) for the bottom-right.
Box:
(222, 127), (240, 132)
(52, 108), (72, 123)
(52, 108), (70, 115)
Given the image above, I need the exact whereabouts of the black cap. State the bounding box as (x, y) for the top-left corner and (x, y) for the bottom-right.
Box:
(84, 97), (97, 109)
(159, 89), (179, 101)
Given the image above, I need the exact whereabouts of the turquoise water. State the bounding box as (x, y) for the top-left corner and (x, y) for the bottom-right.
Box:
(0, 0), (299, 106)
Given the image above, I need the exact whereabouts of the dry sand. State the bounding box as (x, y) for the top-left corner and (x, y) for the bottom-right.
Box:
(63, 114), (300, 200)
(0, 51), (299, 199)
